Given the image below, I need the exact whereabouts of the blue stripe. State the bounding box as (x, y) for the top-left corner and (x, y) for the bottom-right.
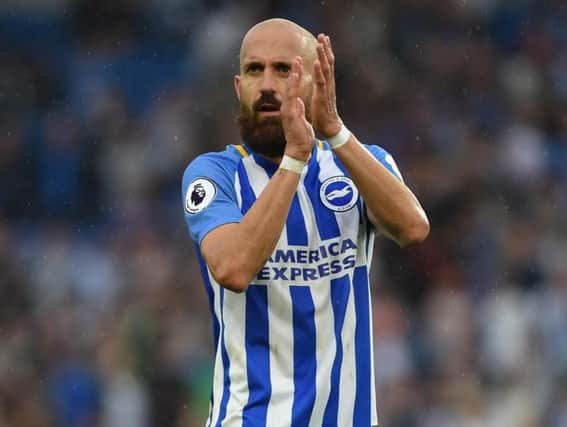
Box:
(215, 288), (231, 427)
(304, 156), (341, 240)
(286, 194), (308, 245)
(237, 161), (257, 214)
(353, 266), (371, 426)
(243, 285), (271, 426)
(289, 286), (317, 426)
(195, 247), (219, 427)
(323, 275), (351, 425)
(250, 151), (308, 245)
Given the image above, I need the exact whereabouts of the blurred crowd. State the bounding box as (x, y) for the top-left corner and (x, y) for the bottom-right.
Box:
(1, 0), (567, 426)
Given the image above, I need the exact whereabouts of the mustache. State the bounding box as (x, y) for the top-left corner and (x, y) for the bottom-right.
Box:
(253, 92), (281, 111)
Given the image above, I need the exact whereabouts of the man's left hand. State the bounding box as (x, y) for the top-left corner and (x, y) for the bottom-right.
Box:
(311, 34), (342, 138)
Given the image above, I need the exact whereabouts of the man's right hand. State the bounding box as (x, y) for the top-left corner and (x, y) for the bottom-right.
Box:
(280, 57), (315, 162)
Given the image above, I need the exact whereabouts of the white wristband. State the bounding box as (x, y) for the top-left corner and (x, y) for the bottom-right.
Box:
(279, 154), (306, 174)
(327, 124), (351, 149)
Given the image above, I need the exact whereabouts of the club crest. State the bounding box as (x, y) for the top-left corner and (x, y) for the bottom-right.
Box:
(319, 176), (359, 212)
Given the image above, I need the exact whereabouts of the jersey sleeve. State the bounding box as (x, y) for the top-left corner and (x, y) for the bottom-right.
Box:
(181, 154), (243, 246)
(364, 144), (404, 182)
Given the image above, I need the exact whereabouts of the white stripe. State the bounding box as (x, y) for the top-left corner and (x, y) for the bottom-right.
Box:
(308, 285), (337, 426)
(366, 227), (375, 266)
(221, 291), (249, 427)
(206, 401), (213, 427)
(208, 276), (225, 427)
(234, 169), (242, 210)
(316, 149), (339, 183)
(337, 206), (361, 250)
(265, 285), (295, 426)
(336, 274), (357, 425)
(242, 156), (271, 197)
(296, 165), (319, 246)
(316, 149), (336, 178)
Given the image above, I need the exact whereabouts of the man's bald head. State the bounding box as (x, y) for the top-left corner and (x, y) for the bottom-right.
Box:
(239, 18), (317, 68)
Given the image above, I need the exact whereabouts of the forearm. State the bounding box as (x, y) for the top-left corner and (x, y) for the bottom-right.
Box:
(203, 55), (315, 291)
(202, 167), (301, 291)
(334, 135), (429, 246)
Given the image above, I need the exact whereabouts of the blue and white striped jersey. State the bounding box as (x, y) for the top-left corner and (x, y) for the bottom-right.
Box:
(182, 141), (403, 427)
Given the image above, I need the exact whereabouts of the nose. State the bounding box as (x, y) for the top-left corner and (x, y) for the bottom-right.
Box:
(259, 68), (277, 92)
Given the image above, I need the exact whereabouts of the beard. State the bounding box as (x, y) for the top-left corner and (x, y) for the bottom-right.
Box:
(237, 91), (311, 158)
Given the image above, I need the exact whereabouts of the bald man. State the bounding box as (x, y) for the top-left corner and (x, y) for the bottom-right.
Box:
(182, 18), (429, 427)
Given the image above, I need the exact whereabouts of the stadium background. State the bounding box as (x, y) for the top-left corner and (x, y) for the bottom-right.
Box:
(1, 0), (566, 425)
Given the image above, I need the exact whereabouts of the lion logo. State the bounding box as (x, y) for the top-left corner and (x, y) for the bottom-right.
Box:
(191, 183), (206, 206)
(185, 178), (216, 214)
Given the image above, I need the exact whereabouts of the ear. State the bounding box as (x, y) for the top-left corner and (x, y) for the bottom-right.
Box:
(234, 75), (241, 100)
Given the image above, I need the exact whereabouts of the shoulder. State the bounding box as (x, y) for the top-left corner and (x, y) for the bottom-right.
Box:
(182, 145), (245, 187)
(181, 146), (245, 216)
(184, 145), (243, 177)
(363, 143), (390, 157)
(181, 145), (247, 201)
(319, 140), (403, 181)
(363, 144), (403, 181)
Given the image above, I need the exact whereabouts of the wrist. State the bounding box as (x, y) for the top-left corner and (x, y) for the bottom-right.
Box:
(279, 154), (306, 174)
(283, 147), (310, 163)
(324, 121), (342, 138)
(327, 124), (351, 149)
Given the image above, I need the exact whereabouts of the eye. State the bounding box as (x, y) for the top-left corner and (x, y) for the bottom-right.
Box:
(276, 63), (291, 74)
(246, 63), (263, 74)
